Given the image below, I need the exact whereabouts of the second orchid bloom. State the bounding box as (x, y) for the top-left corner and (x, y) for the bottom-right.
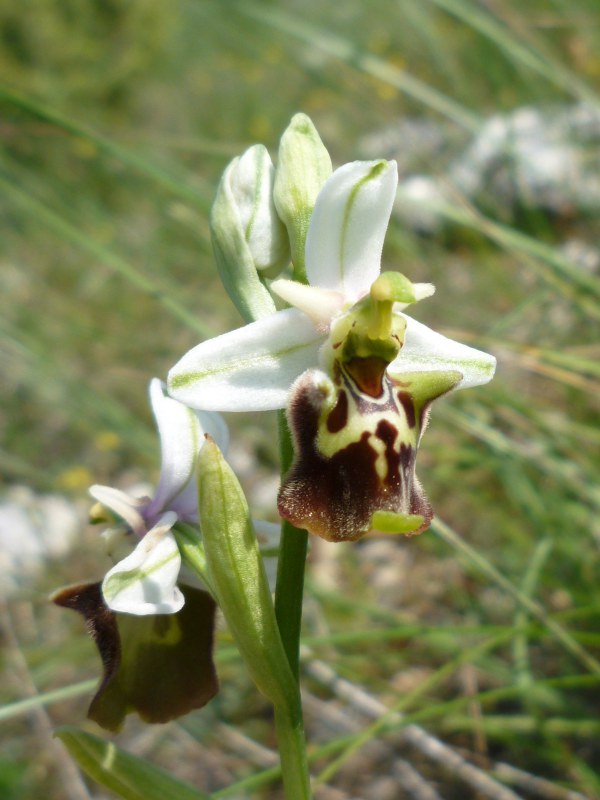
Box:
(169, 154), (496, 542)
(54, 379), (227, 729)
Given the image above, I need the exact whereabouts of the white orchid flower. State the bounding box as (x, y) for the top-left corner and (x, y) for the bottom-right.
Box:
(91, 378), (228, 616)
(169, 160), (496, 542)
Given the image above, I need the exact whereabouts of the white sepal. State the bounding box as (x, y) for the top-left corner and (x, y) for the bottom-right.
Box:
(102, 512), (184, 616)
(146, 379), (205, 521)
(389, 314), (497, 390)
(168, 307), (324, 411)
(305, 160), (398, 300)
(89, 485), (148, 538)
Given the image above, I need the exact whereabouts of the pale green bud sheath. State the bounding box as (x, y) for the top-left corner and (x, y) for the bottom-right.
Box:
(210, 145), (287, 323)
(197, 436), (297, 710)
(274, 113), (332, 283)
(197, 437), (311, 798)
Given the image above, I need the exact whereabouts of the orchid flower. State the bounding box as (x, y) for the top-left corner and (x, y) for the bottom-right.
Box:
(91, 377), (228, 615)
(52, 379), (228, 730)
(168, 160), (496, 542)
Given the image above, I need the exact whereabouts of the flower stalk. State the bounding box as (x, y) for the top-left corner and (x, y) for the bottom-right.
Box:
(275, 412), (309, 681)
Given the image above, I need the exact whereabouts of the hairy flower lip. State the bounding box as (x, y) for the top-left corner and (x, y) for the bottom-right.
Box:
(53, 581), (218, 731)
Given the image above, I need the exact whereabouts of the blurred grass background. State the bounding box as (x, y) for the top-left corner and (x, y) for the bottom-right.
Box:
(1, 1), (600, 798)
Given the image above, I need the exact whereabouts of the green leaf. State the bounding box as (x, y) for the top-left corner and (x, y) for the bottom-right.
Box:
(55, 726), (211, 800)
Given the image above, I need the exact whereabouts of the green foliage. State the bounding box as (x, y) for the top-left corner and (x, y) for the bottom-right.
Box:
(56, 727), (210, 800)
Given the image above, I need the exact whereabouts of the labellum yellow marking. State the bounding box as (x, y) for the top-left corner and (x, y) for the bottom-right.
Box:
(315, 366), (417, 462)
(368, 432), (394, 481)
(279, 273), (463, 542)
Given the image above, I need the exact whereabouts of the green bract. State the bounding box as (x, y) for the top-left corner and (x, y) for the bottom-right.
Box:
(197, 436), (297, 711)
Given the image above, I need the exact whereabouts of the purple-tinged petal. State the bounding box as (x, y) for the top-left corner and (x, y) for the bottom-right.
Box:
(101, 513), (183, 616)
(305, 160), (398, 300)
(89, 485), (147, 538)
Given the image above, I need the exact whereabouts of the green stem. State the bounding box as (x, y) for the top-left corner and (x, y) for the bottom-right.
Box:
(275, 521), (309, 679)
(275, 411), (309, 678)
(275, 705), (312, 799)
(273, 410), (311, 798)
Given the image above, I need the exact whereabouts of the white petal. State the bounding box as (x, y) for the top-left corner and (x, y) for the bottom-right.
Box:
(145, 379), (226, 522)
(168, 308), (324, 411)
(305, 160), (398, 300)
(412, 283), (436, 302)
(102, 513), (184, 615)
(270, 279), (344, 327)
(393, 282), (436, 311)
(389, 314), (497, 390)
(89, 485), (147, 538)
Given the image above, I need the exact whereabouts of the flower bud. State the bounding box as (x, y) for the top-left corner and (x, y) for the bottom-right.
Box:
(234, 145), (290, 275)
(274, 113), (332, 282)
(211, 145), (288, 322)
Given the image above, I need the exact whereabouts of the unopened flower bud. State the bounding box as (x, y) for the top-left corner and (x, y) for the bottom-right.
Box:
(274, 113), (332, 282)
(233, 145), (290, 275)
(211, 145), (288, 322)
